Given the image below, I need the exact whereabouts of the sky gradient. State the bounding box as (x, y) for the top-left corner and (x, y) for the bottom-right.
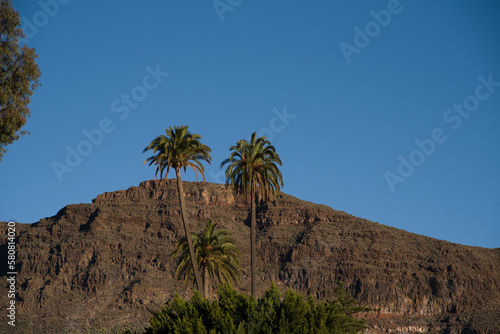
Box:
(2, 0), (499, 248)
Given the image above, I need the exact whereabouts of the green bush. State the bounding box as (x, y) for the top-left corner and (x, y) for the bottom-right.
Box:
(143, 283), (370, 334)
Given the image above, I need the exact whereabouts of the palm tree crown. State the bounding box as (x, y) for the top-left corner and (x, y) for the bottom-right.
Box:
(171, 221), (241, 299)
(143, 125), (212, 180)
(220, 132), (283, 201)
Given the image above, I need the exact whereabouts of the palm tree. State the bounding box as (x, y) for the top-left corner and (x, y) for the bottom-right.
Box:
(143, 125), (211, 293)
(220, 132), (283, 296)
(171, 220), (241, 299)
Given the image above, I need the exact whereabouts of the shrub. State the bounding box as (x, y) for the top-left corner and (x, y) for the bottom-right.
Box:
(144, 283), (370, 334)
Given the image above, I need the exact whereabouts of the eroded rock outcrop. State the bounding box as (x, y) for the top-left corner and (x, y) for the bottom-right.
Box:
(1, 180), (499, 333)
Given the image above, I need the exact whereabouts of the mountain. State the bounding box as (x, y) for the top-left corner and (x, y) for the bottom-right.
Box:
(1, 180), (499, 333)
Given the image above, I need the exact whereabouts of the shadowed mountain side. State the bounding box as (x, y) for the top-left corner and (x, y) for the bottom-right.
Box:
(1, 179), (499, 333)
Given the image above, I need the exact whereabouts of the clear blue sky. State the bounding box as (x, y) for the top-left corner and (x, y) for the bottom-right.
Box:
(2, 0), (499, 248)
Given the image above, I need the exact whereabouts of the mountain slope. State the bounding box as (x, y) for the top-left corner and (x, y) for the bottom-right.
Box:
(1, 180), (499, 333)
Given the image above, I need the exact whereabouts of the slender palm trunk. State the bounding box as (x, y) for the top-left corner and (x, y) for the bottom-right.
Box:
(175, 169), (203, 296)
(204, 266), (209, 300)
(250, 184), (257, 296)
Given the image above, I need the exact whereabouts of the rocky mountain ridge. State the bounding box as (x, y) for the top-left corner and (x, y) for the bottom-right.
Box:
(1, 179), (499, 333)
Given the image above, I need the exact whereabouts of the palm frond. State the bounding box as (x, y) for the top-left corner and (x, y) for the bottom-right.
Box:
(171, 221), (241, 292)
(220, 131), (284, 201)
(143, 125), (212, 180)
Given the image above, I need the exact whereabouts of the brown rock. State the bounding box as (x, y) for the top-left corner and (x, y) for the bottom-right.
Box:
(0, 179), (498, 333)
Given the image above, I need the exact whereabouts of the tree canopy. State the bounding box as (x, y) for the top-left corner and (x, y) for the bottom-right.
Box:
(220, 132), (283, 202)
(0, 0), (41, 160)
(171, 220), (241, 299)
(143, 125), (212, 181)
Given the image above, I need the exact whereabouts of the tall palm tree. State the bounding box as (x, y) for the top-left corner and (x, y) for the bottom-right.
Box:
(171, 220), (241, 299)
(143, 125), (211, 293)
(220, 132), (283, 296)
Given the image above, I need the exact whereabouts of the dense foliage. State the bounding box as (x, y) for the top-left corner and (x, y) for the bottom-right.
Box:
(0, 0), (41, 160)
(144, 283), (370, 334)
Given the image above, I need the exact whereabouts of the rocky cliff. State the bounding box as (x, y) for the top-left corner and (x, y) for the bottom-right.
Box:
(1, 180), (499, 333)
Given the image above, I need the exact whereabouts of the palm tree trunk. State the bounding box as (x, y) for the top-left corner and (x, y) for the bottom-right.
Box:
(204, 266), (209, 300)
(250, 184), (256, 296)
(175, 168), (203, 296)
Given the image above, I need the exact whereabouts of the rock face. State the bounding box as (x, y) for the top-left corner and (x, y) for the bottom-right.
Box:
(0, 180), (499, 333)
